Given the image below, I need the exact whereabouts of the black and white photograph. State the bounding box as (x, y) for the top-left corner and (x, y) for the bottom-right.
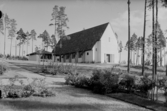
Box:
(0, 0), (167, 111)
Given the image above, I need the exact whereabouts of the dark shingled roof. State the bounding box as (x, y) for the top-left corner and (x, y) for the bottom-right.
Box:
(53, 22), (109, 55)
(26, 50), (52, 56)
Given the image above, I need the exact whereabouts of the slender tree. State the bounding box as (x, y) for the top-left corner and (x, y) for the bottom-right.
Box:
(26, 31), (31, 55)
(38, 30), (51, 52)
(3, 14), (10, 56)
(50, 5), (69, 62)
(142, 0), (147, 75)
(119, 41), (123, 64)
(125, 33), (137, 64)
(43, 30), (51, 51)
(15, 39), (17, 56)
(8, 19), (17, 56)
(16, 28), (27, 57)
(127, 0), (131, 72)
(136, 37), (143, 65)
(0, 14), (4, 35)
(0, 14), (4, 56)
(156, 23), (166, 66)
(50, 5), (59, 42)
(161, 0), (167, 76)
(30, 29), (36, 53)
(22, 37), (26, 57)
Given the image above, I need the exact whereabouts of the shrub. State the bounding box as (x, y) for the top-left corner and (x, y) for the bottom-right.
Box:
(45, 63), (78, 75)
(0, 77), (55, 99)
(0, 64), (7, 75)
(145, 60), (151, 66)
(118, 74), (135, 93)
(90, 69), (119, 94)
(139, 76), (153, 93)
(29, 78), (55, 97)
(0, 54), (3, 58)
(4, 85), (24, 98)
(73, 76), (91, 89)
(65, 71), (79, 85)
(47, 68), (57, 75)
(65, 68), (156, 97)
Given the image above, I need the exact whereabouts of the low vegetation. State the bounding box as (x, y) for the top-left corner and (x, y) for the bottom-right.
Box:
(65, 67), (167, 98)
(38, 63), (78, 75)
(0, 54), (28, 61)
(0, 64), (7, 75)
(0, 76), (55, 99)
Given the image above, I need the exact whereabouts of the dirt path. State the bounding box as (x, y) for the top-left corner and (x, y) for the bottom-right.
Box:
(0, 60), (152, 111)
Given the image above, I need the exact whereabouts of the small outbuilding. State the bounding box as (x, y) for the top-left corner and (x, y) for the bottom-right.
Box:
(26, 50), (52, 62)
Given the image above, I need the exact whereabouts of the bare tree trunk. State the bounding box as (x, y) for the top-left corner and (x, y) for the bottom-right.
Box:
(166, 64), (167, 76)
(160, 48), (162, 66)
(130, 50), (132, 65)
(164, 48), (165, 66)
(15, 40), (17, 57)
(10, 38), (13, 57)
(32, 39), (33, 53)
(133, 51), (135, 65)
(155, 0), (158, 101)
(152, 0), (155, 101)
(4, 16), (6, 57)
(127, 0), (131, 73)
(141, 49), (143, 65)
(155, 0), (158, 74)
(22, 44), (24, 57)
(136, 48), (139, 65)
(27, 42), (28, 55)
(142, 0), (147, 76)
(119, 52), (121, 64)
(19, 40), (21, 57)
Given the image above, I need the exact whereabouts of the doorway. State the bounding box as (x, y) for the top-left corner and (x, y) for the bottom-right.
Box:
(106, 54), (110, 62)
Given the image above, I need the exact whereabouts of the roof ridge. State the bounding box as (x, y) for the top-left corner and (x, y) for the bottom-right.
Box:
(68, 22), (109, 36)
(54, 22), (109, 55)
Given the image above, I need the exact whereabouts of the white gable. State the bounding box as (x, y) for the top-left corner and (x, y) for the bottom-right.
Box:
(100, 23), (119, 63)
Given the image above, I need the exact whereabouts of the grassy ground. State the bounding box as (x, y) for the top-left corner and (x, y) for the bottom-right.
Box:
(0, 60), (152, 111)
(8, 60), (167, 77)
(0, 85), (151, 111)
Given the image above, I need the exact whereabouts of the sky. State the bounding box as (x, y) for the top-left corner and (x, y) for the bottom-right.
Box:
(0, 0), (167, 62)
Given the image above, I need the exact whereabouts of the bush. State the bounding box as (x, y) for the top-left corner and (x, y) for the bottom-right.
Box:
(65, 68), (155, 97)
(65, 71), (79, 85)
(134, 76), (153, 95)
(118, 74), (135, 93)
(47, 68), (57, 75)
(0, 64), (7, 75)
(0, 76), (55, 99)
(90, 69), (119, 94)
(43, 63), (78, 75)
(29, 78), (55, 97)
(73, 76), (91, 89)
(0, 54), (3, 58)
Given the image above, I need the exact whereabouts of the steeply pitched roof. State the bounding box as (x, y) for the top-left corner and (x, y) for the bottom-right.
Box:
(53, 22), (109, 55)
(26, 50), (51, 56)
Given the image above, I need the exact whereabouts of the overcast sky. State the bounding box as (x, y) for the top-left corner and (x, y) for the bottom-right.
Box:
(0, 0), (167, 61)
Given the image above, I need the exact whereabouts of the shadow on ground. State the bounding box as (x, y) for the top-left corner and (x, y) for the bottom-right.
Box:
(0, 99), (101, 111)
